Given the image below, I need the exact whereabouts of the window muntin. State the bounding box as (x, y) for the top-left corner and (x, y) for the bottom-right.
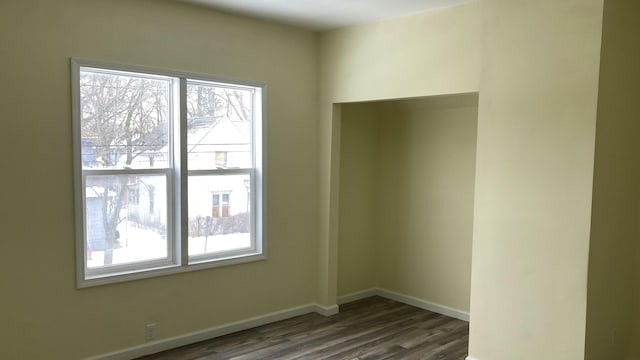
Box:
(73, 60), (265, 287)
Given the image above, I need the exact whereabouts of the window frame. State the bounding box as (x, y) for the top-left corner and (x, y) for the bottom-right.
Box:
(72, 59), (267, 288)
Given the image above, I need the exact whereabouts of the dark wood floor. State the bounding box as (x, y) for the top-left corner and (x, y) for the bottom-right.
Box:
(136, 296), (469, 360)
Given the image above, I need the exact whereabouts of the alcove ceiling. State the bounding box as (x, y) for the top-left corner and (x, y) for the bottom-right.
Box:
(180, 0), (477, 31)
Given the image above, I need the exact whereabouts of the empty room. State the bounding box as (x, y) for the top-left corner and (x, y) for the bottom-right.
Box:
(1, 0), (640, 359)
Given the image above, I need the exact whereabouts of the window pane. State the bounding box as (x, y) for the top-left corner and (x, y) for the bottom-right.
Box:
(79, 69), (171, 170)
(85, 174), (168, 268)
(186, 81), (253, 170)
(188, 174), (251, 257)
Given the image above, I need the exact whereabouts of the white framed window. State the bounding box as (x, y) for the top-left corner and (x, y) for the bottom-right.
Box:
(72, 59), (266, 287)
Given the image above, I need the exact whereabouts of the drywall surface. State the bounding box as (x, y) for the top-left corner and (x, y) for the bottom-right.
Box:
(585, 0), (640, 359)
(0, 0), (318, 358)
(318, 0), (481, 306)
(337, 95), (477, 313)
(319, 2), (481, 103)
(634, 235), (640, 357)
(337, 103), (379, 296)
(375, 96), (477, 312)
(468, 1), (604, 359)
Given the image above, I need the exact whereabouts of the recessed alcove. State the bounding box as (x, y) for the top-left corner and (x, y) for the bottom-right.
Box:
(337, 92), (479, 314)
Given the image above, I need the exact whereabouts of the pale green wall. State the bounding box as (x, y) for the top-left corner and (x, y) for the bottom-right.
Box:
(0, 0), (318, 358)
(634, 235), (640, 357)
(1, 0), (625, 358)
(318, 3), (482, 104)
(318, 0), (482, 308)
(469, 1), (603, 359)
(376, 96), (477, 312)
(585, 0), (640, 359)
(337, 96), (478, 314)
(321, 0), (605, 359)
(337, 103), (378, 296)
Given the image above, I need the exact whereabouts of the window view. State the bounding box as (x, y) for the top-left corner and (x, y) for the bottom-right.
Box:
(79, 70), (172, 271)
(73, 60), (264, 286)
(84, 174), (168, 269)
(186, 81), (255, 260)
(188, 175), (251, 258)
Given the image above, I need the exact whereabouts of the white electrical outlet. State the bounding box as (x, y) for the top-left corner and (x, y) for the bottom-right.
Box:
(145, 323), (157, 341)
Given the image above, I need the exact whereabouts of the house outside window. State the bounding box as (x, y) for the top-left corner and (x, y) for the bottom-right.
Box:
(72, 59), (265, 287)
(215, 151), (228, 168)
(212, 193), (230, 218)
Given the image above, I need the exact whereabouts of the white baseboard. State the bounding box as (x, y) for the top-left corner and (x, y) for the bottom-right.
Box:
(86, 302), (336, 360)
(314, 303), (339, 316)
(338, 287), (470, 321)
(465, 357), (479, 360)
(377, 288), (470, 321)
(336, 288), (379, 304)
(89, 289), (468, 360)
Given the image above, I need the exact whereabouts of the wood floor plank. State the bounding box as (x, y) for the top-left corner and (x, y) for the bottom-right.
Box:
(136, 296), (468, 360)
(238, 307), (425, 359)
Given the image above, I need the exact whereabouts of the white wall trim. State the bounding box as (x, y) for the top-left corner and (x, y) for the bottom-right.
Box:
(89, 289), (468, 360)
(336, 288), (379, 304)
(377, 288), (470, 321)
(86, 303), (333, 360)
(465, 357), (479, 360)
(314, 303), (340, 316)
(338, 288), (470, 321)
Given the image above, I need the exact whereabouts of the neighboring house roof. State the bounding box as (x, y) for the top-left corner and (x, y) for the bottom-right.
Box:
(187, 116), (251, 169)
(188, 116), (250, 152)
(104, 115), (251, 169)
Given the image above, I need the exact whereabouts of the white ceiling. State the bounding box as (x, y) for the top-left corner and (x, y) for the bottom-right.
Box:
(181, 0), (477, 31)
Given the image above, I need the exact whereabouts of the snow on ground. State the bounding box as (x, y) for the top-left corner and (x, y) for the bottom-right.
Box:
(188, 232), (250, 256)
(87, 223), (250, 268)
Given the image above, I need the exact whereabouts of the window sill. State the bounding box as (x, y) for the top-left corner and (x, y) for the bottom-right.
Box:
(78, 253), (267, 288)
